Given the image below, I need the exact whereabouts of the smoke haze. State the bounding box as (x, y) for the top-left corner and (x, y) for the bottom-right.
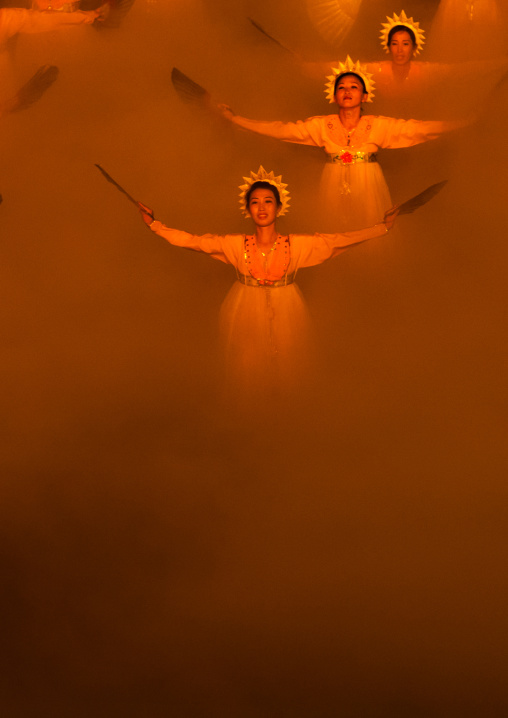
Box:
(1, 1), (508, 715)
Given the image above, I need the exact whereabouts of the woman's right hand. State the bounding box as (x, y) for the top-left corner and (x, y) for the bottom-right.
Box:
(216, 103), (235, 120)
(92, 3), (110, 23)
(138, 202), (154, 226)
(383, 205), (399, 231)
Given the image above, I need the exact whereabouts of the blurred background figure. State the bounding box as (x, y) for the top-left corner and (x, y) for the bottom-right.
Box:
(0, 1), (135, 95)
(0, 2), (102, 89)
(30, 1), (82, 10)
(301, 10), (433, 115)
(261, 8), (508, 117)
(427, 0), (508, 61)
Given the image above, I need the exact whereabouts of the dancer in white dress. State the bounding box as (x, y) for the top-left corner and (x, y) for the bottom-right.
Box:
(217, 59), (462, 231)
(137, 167), (398, 399)
(288, 9), (507, 116)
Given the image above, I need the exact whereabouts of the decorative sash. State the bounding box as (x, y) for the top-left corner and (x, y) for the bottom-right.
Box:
(326, 150), (378, 165)
(236, 271), (296, 288)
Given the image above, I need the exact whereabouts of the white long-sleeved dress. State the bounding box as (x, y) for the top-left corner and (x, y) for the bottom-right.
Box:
(148, 221), (388, 396)
(230, 112), (454, 231)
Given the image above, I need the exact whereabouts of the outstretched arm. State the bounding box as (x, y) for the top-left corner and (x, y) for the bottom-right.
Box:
(138, 203), (233, 265)
(296, 207), (399, 267)
(172, 69), (321, 149)
(0, 7), (102, 41)
(372, 115), (468, 150)
(218, 104), (322, 147)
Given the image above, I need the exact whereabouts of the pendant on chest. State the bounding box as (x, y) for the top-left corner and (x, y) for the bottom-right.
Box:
(243, 236), (290, 284)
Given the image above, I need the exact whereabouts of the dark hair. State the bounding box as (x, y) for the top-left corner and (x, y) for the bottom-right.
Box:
(246, 181), (281, 207)
(388, 25), (416, 46)
(333, 72), (367, 96)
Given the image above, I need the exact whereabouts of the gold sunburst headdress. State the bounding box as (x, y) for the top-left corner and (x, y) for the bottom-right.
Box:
(324, 56), (375, 104)
(380, 10), (425, 55)
(238, 166), (291, 217)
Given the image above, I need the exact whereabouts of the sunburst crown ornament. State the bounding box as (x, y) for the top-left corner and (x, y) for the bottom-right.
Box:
(325, 56), (375, 104)
(380, 10), (425, 55)
(239, 166), (290, 218)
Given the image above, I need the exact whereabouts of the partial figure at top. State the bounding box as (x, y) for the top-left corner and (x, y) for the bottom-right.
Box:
(303, 11), (430, 111)
(30, 1), (83, 10)
(28, 0), (136, 28)
(258, 8), (508, 117)
(0, 3), (101, 83)
(0, 3), (103, 43)
(427, 0), (508, 62)
(0, 1), (135, 83)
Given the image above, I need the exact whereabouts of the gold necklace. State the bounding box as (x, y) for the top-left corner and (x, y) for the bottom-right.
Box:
(258, 238), (278, 257)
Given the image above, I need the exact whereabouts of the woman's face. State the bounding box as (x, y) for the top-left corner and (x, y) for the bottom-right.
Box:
(389, 29), (415, 65)
(334, 74), (367, 109)
(248, 188), (279, 226)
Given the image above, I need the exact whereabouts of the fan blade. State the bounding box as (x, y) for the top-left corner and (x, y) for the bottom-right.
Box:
(7, 65), (58, 114)
(248, 18), (296, 56)
(95, 164), (138, 206)
(397, 180), (448, 215)
(171, 68), (211, 105)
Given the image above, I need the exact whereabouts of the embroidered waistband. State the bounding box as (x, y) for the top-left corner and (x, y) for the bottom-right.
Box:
(326, 151), (378, 165)
(236, 272), (295, 288)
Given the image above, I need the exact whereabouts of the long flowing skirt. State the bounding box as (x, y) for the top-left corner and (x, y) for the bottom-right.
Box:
(219, 281), (312, 401)
(317, 160), (392, 232)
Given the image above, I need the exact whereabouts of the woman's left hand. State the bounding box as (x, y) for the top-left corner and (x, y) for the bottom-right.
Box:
(93, 4), (110, 22)
(138, 202), (154, 226)
(383, 205), (399, 231)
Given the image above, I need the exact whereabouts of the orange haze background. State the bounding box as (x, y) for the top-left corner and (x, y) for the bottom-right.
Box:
(1, 1), (508, 716)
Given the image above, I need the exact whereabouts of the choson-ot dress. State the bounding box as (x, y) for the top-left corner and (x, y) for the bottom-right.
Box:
(148, 220), (387, 395)
(229, 113), (458, 231)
